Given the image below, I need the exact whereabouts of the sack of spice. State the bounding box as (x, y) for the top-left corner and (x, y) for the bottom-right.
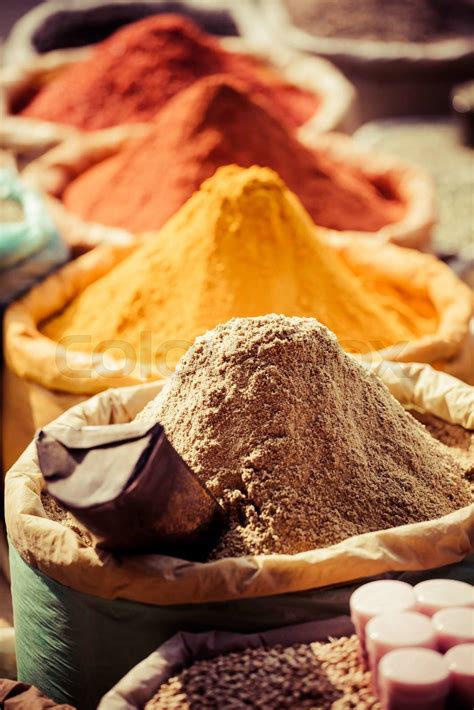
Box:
(3, 163), (471, 468)
(22, 124), (147, 253)
(0, 49), (87, 167)
(258, 0), (474, 122)
(0, 13), (354, 166)
(99, 618), (364, 709)
(21, 74), (433, 249)
(5, 328), (473, 708)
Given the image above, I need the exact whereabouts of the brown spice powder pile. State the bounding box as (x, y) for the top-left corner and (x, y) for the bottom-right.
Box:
(146, 635), (379, 709)
(137, 315), (471, 559)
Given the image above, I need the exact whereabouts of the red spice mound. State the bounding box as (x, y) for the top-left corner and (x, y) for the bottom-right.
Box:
(20, 13), (317, 130)
(63, 77), (405, 234)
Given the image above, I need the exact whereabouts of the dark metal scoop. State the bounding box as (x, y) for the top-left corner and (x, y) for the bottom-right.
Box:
(36, 421), (226, 560)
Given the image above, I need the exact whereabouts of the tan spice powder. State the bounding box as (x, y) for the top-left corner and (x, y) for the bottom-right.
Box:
(137, 315), (471, 559)
(145, 634), (379, 709)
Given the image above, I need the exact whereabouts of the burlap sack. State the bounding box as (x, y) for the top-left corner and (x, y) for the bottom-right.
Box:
(0, 33), (354, 165)
(99, 618), (355, 710)
(308, 133), (436, 250)
(5, 362), (474, 606)
(323, 232), (474, 381)
(22, 125), (436, 253)
(0, 49), (88, 166)
(2, 234), (472, 470)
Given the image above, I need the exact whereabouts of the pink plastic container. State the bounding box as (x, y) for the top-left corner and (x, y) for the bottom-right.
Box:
(350, 581), (415, 664)
(379, 648), (450, 710)
(366, 611), (437, 687)
(414, 580), (474, 617)
(445, 643), (474, 708)
(433, 607), (474, 652)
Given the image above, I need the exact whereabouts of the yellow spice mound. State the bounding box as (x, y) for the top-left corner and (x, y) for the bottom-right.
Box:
(42, 165), (437, 370)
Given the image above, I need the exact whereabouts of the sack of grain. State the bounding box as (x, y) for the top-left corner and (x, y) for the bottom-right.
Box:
(99, 618), (357, 709)
(99, 611), (473, 709)
(5, 363), (473, 708)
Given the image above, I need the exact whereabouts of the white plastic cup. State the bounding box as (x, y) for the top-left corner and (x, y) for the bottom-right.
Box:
(432, 607), (474, 652)
(379, 648), (450, 710)
(414, 579), (474, 617)
(350, 581), (416, 665)
(366, 611), (437, 691)
(445, 643), (474, 708)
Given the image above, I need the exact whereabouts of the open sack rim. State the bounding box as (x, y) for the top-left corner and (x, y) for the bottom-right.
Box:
(4, 372), (474, 606)
(260, 0), (474, 69)
(4, 227), (472, 395)
(0, 33), (354, 155)
(98, 618), (356, 709)
(22, 123), (436, 251)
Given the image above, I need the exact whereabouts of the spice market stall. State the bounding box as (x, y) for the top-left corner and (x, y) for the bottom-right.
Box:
(1, 4), (473, 710)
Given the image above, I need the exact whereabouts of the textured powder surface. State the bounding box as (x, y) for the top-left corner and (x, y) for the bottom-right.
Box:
(146, 635), (378, 709)
(21, 14), (317, 130)
(61, 76), (403, 233)
(40, 491), (93, 547)
(43, 166), (433, 372)
(410, 411), (474, 492)
(137, 315), (471, 559)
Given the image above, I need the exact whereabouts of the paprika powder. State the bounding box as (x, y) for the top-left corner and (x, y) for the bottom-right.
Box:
(20, 14), (318, 130)
(62, 76), (404, 234)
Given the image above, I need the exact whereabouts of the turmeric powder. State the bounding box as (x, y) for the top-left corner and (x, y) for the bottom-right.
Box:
(42, 166), (438, 373)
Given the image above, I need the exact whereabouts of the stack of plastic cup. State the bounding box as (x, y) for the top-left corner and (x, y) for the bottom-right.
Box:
(350, 581), (415, 666)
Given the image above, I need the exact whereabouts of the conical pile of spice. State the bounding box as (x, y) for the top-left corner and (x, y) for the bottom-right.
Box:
(20, 14), (317, 130)
(137, 315), (471, 559)
(41, 166), (436, 368)
(61, 76), (403, 233)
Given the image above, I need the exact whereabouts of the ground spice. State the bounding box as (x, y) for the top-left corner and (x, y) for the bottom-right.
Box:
(146, 635), (379, 709)
(21, 14), (317, 130)
(62, 76), (404, 234)
(42, 166), (434, 368)
(40, 491), (93, 547)
(410, 411), (474, 490)
(137, 315), (471, 559)
(285, 0), (474, 42)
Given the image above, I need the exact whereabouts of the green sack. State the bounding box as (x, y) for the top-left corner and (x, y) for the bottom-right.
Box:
(10, 544), (474, 710)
